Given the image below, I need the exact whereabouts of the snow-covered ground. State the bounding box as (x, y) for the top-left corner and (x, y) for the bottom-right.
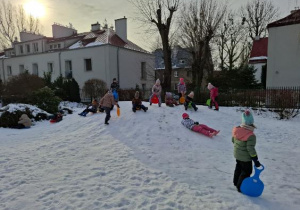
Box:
(0, 101), (299, 210)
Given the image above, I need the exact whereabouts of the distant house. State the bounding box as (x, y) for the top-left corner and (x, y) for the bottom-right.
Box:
(0, 17), (155, 99)
(266, 9), (300, 87)
(154, 46), (192, 92)
(249, 37), (268, 83)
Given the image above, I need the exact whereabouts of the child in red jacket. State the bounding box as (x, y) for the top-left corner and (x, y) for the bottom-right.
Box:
(208, 83), (219, 111)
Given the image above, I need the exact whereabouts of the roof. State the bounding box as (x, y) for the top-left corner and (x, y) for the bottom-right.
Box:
(268, 9), (300, 28)
(249, 37), (268, 64)
(68, 29), (148, 53)
(0, 52), (5, 58)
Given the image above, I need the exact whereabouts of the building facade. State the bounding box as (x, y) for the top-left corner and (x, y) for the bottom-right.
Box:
(154, 46), (192, 92)
(0, 18), (155, 99)
(267, 9), (300, 87)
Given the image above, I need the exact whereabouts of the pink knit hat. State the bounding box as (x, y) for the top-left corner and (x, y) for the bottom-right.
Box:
(207, 83), (214, 90)
(182, 113), (189, 119)
(180, 78), (184, 83)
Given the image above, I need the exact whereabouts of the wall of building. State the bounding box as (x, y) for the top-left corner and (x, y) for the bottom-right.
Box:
(0, 45), (155, 100)
(117, 47), (155, 92)
(267, 24), (300, 87)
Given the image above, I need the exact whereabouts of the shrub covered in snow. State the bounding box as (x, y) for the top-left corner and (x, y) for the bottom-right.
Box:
(0, 104), (51, 128)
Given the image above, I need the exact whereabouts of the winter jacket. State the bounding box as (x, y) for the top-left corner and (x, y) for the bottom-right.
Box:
(185, 95), (193, 103)
(132, 98), (142, 106)
(111, 82), (119, 92)
(152, 84), (162, 96)
(177, 82), (186, 94)
(181, 118), (196, 130)
(100, 92), (116, 108)
(232, 126), (257, 162)
(18, 114), (32, 128)
(87, 102), (98, 112)
(210, 87), (218, 99)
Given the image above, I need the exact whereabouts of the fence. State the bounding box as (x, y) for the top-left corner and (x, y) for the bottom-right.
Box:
(192, 87), (300, 109)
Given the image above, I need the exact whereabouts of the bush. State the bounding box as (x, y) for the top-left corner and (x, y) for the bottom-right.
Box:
(64, 78), (81, 102)
(29, 87), (61, 114)
(82, 79), (107, 101)
(2, 72), (45, 102)
(0, 108), (32, 128)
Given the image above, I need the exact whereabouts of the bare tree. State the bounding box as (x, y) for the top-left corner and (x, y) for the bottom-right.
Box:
(179, 0), (226, 88)
(217, 12), (248, 71)
(240, 0), (278, 40)
(129, 0), (180, 91)
(0, 0), (41, 49)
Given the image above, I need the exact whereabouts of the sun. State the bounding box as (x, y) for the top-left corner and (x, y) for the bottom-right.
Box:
(24, 0), (46, 18)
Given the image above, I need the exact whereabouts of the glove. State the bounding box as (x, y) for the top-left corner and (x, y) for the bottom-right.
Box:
(194, 122), (199, 125)
(251, 156), (261, 167)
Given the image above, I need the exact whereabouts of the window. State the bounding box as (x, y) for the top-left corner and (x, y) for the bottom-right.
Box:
(50, 45), (53, 50)
(7, 66), (12, 76)
(174, 83), (178, 90)
(84, 59), (92, 71)
(141, 62), (147, 79)
(19, 45), (24, 54)
(142, 84), (146, 93)
(48, 63), (54, 73)
(54, 44), (57, 49)
(187, 71), (191, 77)
(26, 44), (30, 53)
(19, 65), (25, 74)
(32, 63), (38, 76)
(33, 43), (38, 52)
(174, 71), (178, 77)
(65, 60), (72, 78)
(58, 44), (61, 48)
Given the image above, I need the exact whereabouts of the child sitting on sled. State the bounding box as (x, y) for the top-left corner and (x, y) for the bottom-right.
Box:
(132, 91), (148, 112)
(184, 91), (198, 111)
(181, 113), (219, 138)
(165, 92), (178, 107)
(78, 99), (98, 117)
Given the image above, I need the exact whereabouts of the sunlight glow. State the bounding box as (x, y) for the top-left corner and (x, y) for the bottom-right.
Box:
(24, 0), (46, 18)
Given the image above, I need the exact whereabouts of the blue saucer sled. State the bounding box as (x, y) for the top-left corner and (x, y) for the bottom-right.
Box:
(240, 164), (265, 197)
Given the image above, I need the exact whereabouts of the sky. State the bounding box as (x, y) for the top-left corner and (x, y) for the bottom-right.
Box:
(9, 0), (300, 51)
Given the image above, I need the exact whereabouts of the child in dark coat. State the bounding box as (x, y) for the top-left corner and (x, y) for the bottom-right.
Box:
(184, 91), (198, 111)
(181, 113), (219, 138)
(132, 91), (148, 112)
(78, 99), (98, 117)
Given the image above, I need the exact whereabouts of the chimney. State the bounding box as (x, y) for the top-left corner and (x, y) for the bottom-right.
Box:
(115, 16), (127, 41)
(91, 22), (101, 31)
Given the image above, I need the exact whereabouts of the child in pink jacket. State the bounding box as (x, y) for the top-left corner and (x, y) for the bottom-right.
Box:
(208, 83), (219, 111)
(181, 113), (220, 138)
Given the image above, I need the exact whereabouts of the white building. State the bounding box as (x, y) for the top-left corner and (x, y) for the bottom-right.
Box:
(267, 9), (300, 87)
(0, 17), (154, 98)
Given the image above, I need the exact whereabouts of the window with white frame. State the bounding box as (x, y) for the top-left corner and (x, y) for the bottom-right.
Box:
(26, 44), (30, 53)
(174, 71), (178, 77)
(141, 62), (147, 79)
(65, 60), (72, 78)
(32, 63), (38, 76)
(19, 45), (24, 54)
(84, 59), (92, 71)
(50, 45), (53, 50)
(7, 66), (12, 76)
(33, 43), (38, 52)
(48, 63), (54, 73)
(58, 43), (61, 48)
(19, 65), (25, 74)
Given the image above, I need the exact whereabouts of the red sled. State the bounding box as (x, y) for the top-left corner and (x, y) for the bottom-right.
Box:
(151, 95), (159, 104)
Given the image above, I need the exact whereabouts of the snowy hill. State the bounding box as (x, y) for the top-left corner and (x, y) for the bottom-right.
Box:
(0, 101), (299, 209)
